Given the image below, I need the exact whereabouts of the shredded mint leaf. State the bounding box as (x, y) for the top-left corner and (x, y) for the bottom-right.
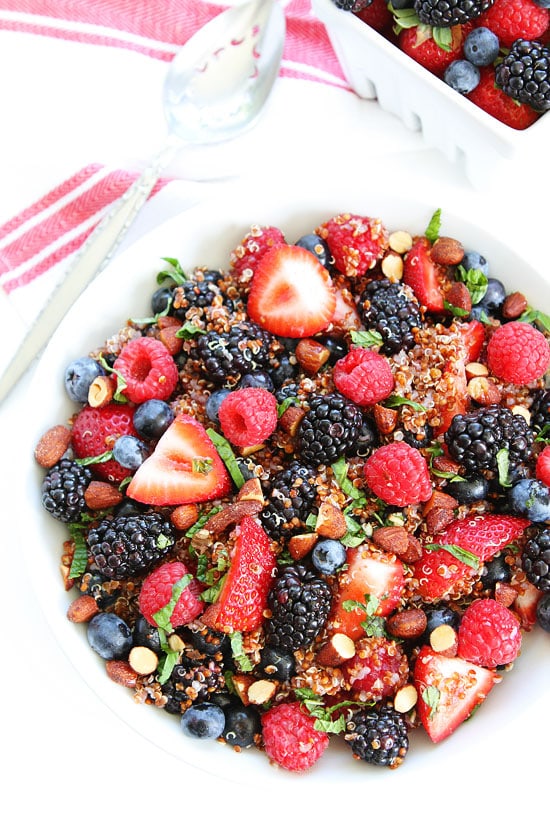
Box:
(456, 266), (488, 305)
(156, 256), (187, 286)
(350, 329), (383, 349)
(230, 631), (254, 672)
(75, 450), (113, 466)
(496, 448), (513, 488)
(97, 354), (129, 402)
(157, 648), (179, 685)
(535, 423), (550, 444)
(206, 428), (245, 488)
(425, 208), (442, 243)
(294, 688), (369, 735)
(176, 321), (205, 339)
(185, 506), (221, 539)
(277, 396), (298, 417)
(423, 685), (440, 718)
(425, 543), (480, 570)
(331, 457), (366, 503)
(384, 395), (427, 412)
(130, 302), (172, 326)
(67, 523), (89, 578)
(200, 573), (227, 604)
(444, 300), (470, 318)
(343, 594), (386, 637)
(152, 573), (193, 633)
(518, 307), (550, 333)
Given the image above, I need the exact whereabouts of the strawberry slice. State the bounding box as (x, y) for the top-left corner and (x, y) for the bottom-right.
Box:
(403, 237), (446, 313)
(328, 547), (405, 640)
(246, 245), (336, 338)
(414, 646), (497, 743)
(460, 318), (485, 362)
(201, 516), (276, 633)
(412, 513), (530, 602)
(126, 413), (231, 505)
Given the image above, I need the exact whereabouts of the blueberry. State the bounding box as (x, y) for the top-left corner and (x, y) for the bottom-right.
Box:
(132, 616), (162, 654)
(202, 269), (224, 283)
(151, 286), (173, 315)
(532, 0), (550, 7)
(205, 388), (231, 424)
(312, 538), (347, 575)
(390, 0), (414, 7)
(295, 233), (332, 268)
(87, 612), (133, 660)
(269, 354), (297, 387)
(112, 435), (149, 470)
(257, 647), (296, 681)
(444, 60), (480, 94)
(222, 704), (261, 748)
(354, 417), (379, 458)
(463, 27), (500, 66)
(507, 479), (550, 523)
(238, 371), (275, 392)
(461, 250), (489, 277)
(64, 357), (104, 403)
(446, 476), (489, 504)
(320, 336), (348, 365)
(133, 399), (175, 440)
(480, 554), (512, 590)
(536, 593), (550, 632)
(181, 702), (226, 739)
(478, 277), (506, 312)
(422, 606), (461, 645)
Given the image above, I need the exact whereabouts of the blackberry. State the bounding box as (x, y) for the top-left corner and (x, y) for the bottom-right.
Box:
(444, 404), (533, 479)
(195, 321), (279, 386)
(530, 388), (550, 435)
(161, 659), (225, 714)
(414, 0), (493, 26)
(172, 276), (234, 317)
(522, 528), (550, 592)
(495, 39), (550, 113)
(298, 392), (363, 466)
(331, 1), (373, 12)
(275, 381), (300, 406)
(359, 280), (422, 355)
(264, 564), (332, 651)
(87, 512), (175, 580)
(344, 705), (409, 768)
(41, 458), (92, 523)
(260, 461), (317, 540)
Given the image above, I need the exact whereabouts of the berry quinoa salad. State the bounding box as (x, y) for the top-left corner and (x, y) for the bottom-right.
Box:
(34, 206), (550, 773)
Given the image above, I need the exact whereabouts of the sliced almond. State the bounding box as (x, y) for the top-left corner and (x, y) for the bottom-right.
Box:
(128, 646), (159, 675)
(295, 338), (330, 374)
(237, 477), (265, 505)
(429, 624), (458, 656)
(203, 499), (264, 534)
(468, 376), (502, 405)
(247, 679), (277, 705)
(278, 405), (306, 436)
(373, 403), (398, 435)
(394, 684), (418, 714)
(288, 532), (318, 560)
(88, 374), (116, 408)
(316, 633), (356, 667)
(315, 500), (347, 539)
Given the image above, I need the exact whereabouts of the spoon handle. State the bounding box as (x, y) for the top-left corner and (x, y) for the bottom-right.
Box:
(0, 136), (181, 404)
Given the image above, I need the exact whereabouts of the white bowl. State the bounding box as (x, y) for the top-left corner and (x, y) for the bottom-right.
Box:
(23, 182), (549, 793)
(311, 0), (549, 188)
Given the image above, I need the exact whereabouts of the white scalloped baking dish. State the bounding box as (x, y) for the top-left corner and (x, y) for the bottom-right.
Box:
(311, 0), (548, 187)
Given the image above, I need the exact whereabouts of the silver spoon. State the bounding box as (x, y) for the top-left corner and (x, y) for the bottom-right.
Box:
(0, 0), (285, 403)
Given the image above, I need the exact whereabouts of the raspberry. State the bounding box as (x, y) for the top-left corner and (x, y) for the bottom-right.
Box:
(229, 225), (286, 285)
(138, 561), (204, 628)
(478, 0), (549, 47)
(467, 66), (541, 128)
(316, 213), (389, 279)
(71, 403), (138, 483)
(261, 702), (329, 772)
(457, 598), (521, 667)
(486, 321), (550, 384)
(113, 337), (179, 403)
(363, 441), (433, 506)
(333, 347), (395, 406)
(536, 445), (550, 486)
(342, 637), (409, 701)
(218, 387), (278, 447)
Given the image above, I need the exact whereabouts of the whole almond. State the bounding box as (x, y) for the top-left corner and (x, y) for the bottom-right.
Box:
(425, 506), (456, 535)
(105, 660), (138, 689)
(423, 490), (458, 515)
(431, 236), (464, 266)
(374, 403), (398, 435)
(372, 525), (409, 556)
(502, 291), (528, 320)
(386, 608), (427, 639)
(315, 500), (347, 539)
(34, 425), (72, 468)
(66, 594), (99, 623)
(84, 480), (124, 510)
(171, 503), (199, 531)
(401, 534), (424, 563)
(445, 281), (472, 314)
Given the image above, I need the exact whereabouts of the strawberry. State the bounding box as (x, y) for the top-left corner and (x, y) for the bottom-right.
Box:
(403, 237), (447, 312)
(398, 25), (467, 78)
(460, 318), (485, 362)
(330, 279), (362, 334)
(413, 646), (498, 743)
(71, 402), (138, 483)
(432, 319), (485, 435)
(201, 516), (276, 633)
(467, 66), (541, 130)
(328, 547), (405, 640)
(246, 245), (336, 338)
(126, 413), (232, 505)
(412, 513), (530, 602)
(513, 580), (544, 629)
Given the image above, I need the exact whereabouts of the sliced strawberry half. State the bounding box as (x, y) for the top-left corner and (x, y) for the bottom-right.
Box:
(412, 513), (530, 602)
(460, 318), (485, 362)
(246, 245), (336, 338)
(328, 547), (405, 640)
(126, 413), (232, 505)
(414, 646), (497, 743)
(201, 516), (277, 633)
(403, 237), (446, 313)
